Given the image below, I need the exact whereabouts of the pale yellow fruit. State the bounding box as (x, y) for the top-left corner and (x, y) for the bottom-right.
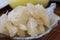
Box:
(27, 17), (39, 36)
(27, 4), (50, 28)
(17, 29), (26, 37)
(35, 5), (50, 27)
(0, 14), (9, 35)
(8, 6), (30, 26)
(8, 0), (49, 8)
(0, 13), (17, 37)
(6, 23), (18, 37)
(2, 25), (9, 35)
(19, 24), (27, 31)
(37, 25), (45, 34)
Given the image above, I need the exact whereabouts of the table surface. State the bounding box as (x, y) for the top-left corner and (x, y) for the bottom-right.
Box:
(0, 3), (60, 40)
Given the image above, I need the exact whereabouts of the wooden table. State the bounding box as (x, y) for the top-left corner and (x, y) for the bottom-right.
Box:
(0, 3), (60, 40)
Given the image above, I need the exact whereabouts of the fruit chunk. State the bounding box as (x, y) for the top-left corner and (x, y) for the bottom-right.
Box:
(0, 14), (9, 35)
(27, 4), (50, 28)
(27, 17), (39, 36)
(19, 24), (27, 31)
(37, 25), (45, 34)
(8, 6), (30, 26)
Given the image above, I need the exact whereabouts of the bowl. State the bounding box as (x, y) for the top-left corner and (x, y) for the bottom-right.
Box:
(0, 3), (60, 40)
(13, 3), (60, 40)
